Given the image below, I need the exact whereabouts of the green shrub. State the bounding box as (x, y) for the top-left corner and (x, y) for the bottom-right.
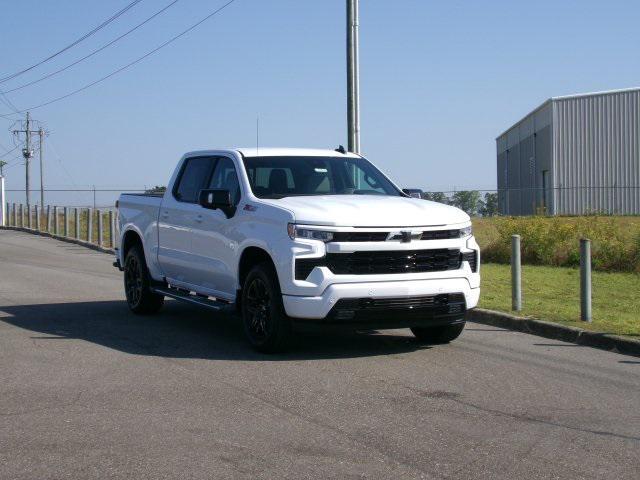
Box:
(478, 216), (640, 273)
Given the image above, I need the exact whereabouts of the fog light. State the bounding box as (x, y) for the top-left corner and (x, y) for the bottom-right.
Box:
(448, 304), (463, 314)
(334, 310), (355, 320)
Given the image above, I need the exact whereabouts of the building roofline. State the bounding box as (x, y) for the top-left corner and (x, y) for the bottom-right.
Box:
(551, 86), (640, 101)
(496, 86), (640, 140)
(495, 98), (552, 140)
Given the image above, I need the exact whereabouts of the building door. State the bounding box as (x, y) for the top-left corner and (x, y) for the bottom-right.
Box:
(541, 170), (550, 214)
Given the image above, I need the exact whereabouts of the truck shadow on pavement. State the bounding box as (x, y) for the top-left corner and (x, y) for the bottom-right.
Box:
(0, 300), (432, 361)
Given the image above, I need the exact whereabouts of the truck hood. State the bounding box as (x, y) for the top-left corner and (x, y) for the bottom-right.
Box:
(259, 195), (470, 227)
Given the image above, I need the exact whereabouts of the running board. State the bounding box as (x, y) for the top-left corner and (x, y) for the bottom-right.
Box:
(151, 286), (234, 312)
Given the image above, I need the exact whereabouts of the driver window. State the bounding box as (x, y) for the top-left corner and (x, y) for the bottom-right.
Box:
(208, 157), (241, 206)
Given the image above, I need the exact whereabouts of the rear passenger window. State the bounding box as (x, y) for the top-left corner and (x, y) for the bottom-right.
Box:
(174, 157), (215, 203)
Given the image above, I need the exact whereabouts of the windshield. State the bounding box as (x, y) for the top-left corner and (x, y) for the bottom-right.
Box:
(242, 156), (402, 199)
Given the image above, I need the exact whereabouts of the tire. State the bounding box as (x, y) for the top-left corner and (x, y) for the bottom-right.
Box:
(241, 262), (292, 353)
(124, 245), (164, 314)
(411, 322), (465, 344)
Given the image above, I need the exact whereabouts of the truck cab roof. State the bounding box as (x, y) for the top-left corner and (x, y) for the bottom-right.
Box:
(182, 147), (363, 159)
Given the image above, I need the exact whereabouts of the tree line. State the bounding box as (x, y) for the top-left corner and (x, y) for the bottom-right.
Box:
(422, 191), (498, 217)
(143, 186), (498, 217)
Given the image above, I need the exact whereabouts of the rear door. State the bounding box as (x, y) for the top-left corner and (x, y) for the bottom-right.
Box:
(190, 156), (243, 299)
(157, 156), (216, 283)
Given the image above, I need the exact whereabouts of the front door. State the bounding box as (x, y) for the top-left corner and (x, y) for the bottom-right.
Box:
(542, 170), (550, 214)
(190, 156), (243, 300)
(157, 156), (216, 283)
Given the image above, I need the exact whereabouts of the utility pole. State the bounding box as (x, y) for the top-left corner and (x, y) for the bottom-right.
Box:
(24, 112), (31, 207)
(0, 160), (6, 176)
(13, 112), (37, 206)
(346, 0), (361, 153)
(38, 128), (45, 206)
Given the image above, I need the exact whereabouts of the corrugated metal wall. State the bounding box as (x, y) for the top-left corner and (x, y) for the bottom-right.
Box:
(496, 102), (552, 215)
(553, 90), (640, 215)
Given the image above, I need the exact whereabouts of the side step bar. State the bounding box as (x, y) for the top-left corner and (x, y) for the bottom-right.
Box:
(151, 286), (235, 312)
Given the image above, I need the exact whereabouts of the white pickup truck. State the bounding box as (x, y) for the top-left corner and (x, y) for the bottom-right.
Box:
(115, 148), (480, 352)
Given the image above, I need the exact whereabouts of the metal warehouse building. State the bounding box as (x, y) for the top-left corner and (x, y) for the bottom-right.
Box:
(496, 87), (640, 215)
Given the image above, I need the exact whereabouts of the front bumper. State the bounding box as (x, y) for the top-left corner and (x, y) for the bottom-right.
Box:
(282, 277), (480, 321)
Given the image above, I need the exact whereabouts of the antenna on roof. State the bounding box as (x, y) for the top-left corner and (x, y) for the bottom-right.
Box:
(256, 115), (259, 157)
(335, 145), (346, 154)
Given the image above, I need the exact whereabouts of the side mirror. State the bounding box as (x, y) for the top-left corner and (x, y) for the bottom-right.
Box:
(198, 189), (235, 217)
(402, 188), (424, 199)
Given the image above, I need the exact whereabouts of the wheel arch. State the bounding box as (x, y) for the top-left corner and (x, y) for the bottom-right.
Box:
(237, 246), (278, 291)
(121, 228), (144, 263)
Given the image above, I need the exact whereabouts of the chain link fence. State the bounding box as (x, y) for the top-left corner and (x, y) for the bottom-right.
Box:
(3, 187), (149, 210)
(421, 187), (640, 217)
(4, 202), (119, 250)
(3, 186), (639, 221)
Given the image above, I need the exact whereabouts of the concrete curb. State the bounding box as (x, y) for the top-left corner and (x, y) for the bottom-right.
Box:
(468, 308), (640, 357)
(1, 226), (115, 255)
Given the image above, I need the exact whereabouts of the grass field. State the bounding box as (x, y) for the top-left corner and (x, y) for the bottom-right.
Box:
(473, 216), (640, 248)
(480, 262), (640, 337)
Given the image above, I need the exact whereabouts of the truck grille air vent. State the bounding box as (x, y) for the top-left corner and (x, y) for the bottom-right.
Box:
(295, 249), (462, 279)
(331, 232), (389, 242)
(352, 293), (465, 310)
(328, 293), (467, 322)
(461, 251), (478, 272)
(420, 229), (462, 240)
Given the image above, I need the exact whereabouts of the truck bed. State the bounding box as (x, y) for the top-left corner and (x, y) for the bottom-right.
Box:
(118, 193), (163, 250)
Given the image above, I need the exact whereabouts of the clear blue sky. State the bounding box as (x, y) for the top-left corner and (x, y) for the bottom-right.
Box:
(1, 0), (639, 205)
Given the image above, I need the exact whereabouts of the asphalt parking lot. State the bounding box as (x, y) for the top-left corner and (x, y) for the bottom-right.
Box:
(1, 230), (639, 479)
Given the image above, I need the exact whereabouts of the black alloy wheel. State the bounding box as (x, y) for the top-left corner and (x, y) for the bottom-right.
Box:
(124, 253), (143, 307)
(244, 276), (271, 341)
(123, 245), (164, 314)
(241, 262), (292, 353)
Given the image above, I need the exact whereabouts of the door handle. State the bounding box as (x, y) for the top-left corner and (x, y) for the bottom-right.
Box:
(160, 211), (169, 218)
(194, 214), (203, 223)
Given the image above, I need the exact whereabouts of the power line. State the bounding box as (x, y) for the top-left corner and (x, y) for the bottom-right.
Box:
(0, 112), (22, 120)
(0, 101), (22, 118)
(0, 144), (22, 159)
(0, 90), (20, 113)
(0, 0), (145, 84)
(0, 0), (238, 115)
(1, 152), (25, 172)
(4, 157), (24, 169)
(3, 0), (181, 94)
(47, 137), (77, 187)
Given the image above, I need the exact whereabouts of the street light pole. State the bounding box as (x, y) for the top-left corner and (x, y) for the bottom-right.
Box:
(347, 0), (360, 154)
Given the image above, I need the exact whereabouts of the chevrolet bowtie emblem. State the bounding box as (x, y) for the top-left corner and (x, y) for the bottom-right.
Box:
(387, 231), (415, 243)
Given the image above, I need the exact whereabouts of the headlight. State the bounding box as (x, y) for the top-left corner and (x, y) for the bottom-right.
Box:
(459, 226), (472, 238)
(288, 224), (334, 242)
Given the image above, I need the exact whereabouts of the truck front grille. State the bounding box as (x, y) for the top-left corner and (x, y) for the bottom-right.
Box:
(329, 229), (465, 242)
(295, 249), (462, 279)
